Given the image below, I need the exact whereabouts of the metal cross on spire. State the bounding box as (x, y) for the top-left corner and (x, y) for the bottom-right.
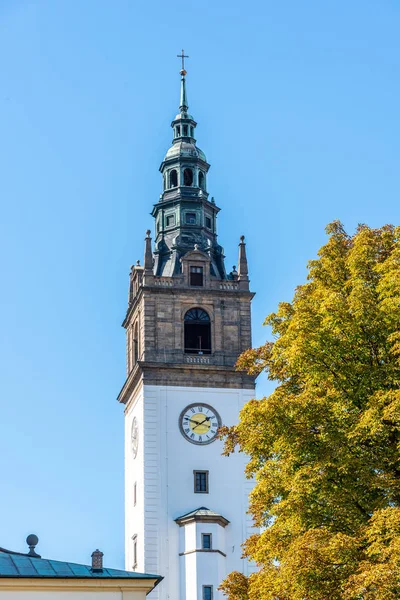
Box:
(177, 49), (189, 74)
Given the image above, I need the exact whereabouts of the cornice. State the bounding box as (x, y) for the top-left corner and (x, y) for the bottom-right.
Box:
(0, 577), (160, 592)
(118, 362), (256, 406)
(175, 513), (230, 528)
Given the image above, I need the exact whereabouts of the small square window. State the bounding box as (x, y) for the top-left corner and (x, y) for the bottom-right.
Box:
(194, 470), (209, 493)
(166, 214), (175, 227)
(202, 533), (212, 549)
(190, 266), (203, 287)
(185, 212), (196, 224)
(205, 216), (212, 229)
(203, 586), (213, 600)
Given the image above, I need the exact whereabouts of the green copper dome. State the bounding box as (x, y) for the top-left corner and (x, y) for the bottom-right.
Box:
(164, 141), (207, 163)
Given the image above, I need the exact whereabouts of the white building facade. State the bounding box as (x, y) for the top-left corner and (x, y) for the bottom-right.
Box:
(118, 64), (257, 600)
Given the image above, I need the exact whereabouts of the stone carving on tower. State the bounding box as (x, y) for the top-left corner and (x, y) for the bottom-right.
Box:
(118, 54), (258, 600)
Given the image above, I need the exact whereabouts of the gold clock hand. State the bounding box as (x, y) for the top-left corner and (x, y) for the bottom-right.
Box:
(192, 416), (211, 430)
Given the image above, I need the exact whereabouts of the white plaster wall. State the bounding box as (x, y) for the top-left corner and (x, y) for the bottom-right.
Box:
(124, 384), (257, 600)
(183, 521), (196, 551)
(125, 387), (145, 574)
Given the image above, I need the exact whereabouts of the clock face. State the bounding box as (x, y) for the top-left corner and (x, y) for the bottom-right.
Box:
(131, 417), (139, 458)
(179, 403), (222, 445)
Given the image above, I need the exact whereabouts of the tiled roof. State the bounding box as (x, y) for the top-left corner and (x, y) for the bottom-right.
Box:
(0, 549), (159, 580)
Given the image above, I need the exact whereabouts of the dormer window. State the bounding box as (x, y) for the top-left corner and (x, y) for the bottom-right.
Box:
(205, 216), (212, 229)
(190, 266), (203, 287)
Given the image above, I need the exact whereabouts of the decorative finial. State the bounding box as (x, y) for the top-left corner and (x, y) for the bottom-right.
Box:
(177, 50), (189, 112)
(177, 49), (189, 75)
(194, 243), (199, 251)
(232, 265), (237, 272)
(136, 259), (141, 266)
(144, 230), (153, 275)
(26, 534), (41, 558)
(238, 235), (249, 288)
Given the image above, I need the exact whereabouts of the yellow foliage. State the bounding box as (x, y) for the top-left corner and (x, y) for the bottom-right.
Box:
(220, 222), (400, 599)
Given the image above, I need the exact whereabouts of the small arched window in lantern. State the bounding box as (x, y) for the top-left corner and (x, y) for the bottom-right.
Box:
(199, 171), (205, 190)
(170, 169), (178, 188)
(183, 168), (193, 186)
(176, 126), (181, 137)
(184, 308), (211, 354)
(183, 125), (188, 137)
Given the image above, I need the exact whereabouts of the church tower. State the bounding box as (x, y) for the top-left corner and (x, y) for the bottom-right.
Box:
(118, 59), (257, 600)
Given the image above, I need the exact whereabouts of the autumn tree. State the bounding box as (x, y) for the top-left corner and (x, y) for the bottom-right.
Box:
(220, 222), (400, 600)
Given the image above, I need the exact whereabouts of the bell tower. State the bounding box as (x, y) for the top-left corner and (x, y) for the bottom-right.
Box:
(118, 60), (257, 600)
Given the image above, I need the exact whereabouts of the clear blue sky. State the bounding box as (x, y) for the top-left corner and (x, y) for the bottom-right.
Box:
(1, 0), (399, 569)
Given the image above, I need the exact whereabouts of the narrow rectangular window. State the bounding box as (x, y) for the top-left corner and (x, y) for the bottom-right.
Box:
(190, 266), (203, 287)
(166, 214), (175, 227)
(205, 216), (212, 229)
(185, 212), (196, 224)
(202, 533), (212, 549)
(194, 470), (209, 493)
(132, 535), (137, 569)
(133, 482), (137, 506)
(203, 586), (213, 600)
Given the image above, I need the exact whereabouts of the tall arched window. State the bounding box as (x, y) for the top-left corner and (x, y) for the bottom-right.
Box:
(183, 168), (193, 186)
(199, 171), (205, 190)
(184, 308), (211, 354)
(170, 169), (178, 188)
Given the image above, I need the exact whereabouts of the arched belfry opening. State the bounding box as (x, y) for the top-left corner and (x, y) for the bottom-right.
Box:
(170, 169), (178, 188)
(184, 308), (211, 354)
(199, 171), (205, 190)
(183, 168), (193, 186)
